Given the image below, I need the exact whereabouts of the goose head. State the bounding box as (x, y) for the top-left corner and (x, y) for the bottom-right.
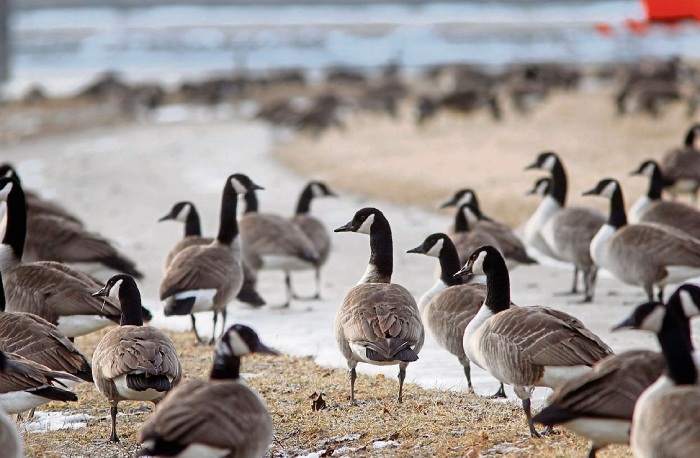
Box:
(334, 207), (386, 235)
(92, 273), (133, 301)
(217, 324), (278, 358)
(228, 174), (264, 195)
(454, 245), (504, 278)
(407, 233), (449, 259)
(308, 181), (336, 198)
(581, 178), (621, 200)
(0, 164), (19, 182)
(526, 177), (551, 197)
(439, 188), (476, 209)
(525, 151), (560, 173)
(669, 283), (700, 321)
(0, 177), (18, 202)
(630, 159), (661, 179)
(158, 201), (195, 223)
(612, 301), (667, 334)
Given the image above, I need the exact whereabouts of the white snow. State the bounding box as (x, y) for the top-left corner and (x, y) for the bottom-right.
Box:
(22, 412), (93, 433)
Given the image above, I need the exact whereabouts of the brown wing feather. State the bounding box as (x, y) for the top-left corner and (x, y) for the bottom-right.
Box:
(240, 213), (318, 269)
(292, 214), (331, 265)
(611, 223), (700, 267)
(159, 244), (238, 300)
(0, 353), (80, 394)
(639, 202), (700, 240)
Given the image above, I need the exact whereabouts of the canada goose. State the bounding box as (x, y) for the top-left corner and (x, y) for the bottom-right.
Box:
(0, 351), (80, 415)
(92, 274), (182, 442)
(239, 189), (318, 308)
(612, 298), (700, 457)
(524, 151), (605, 302)
(334, 207), (424, 403)
(406, 233), (506, 398)
(582, 178), (700, 301)
(455, 245), (613, 437)
(441, 189), (536, 269)
(290, 181), (336, 299)
(160, 174), (262, 344)
(158, 201), (265, 307)
(136, 324), (278, 458)
(660, 123), (700, 201)
(0, 177), (152, 338)
(451, 203), (501, 267)
(629, 160), (700, 239)
(0, 271), (92, 385)
(0, 352), (23, 458)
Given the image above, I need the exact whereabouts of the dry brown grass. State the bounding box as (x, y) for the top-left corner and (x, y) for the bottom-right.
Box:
(20, 328), (631, 458)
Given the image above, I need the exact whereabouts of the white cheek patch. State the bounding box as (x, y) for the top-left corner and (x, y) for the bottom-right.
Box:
(457, 192), (474, 207)
(542, 154), (557, 172)
(357, 214), (375, 234)
(601, 181), (618, 199)
(311, 183), (323, 198)
(227, 330), (251, 356)
(0, 182), (13, 201)
(426, 238), (444, 258)
(680, 289), (700, 318)
(230, 178), (248, 194)
(108, 279), (123, 300)
(642, 305), (666, 333)
(463, 207), (478, 226)
(471, 250), (487, 275)
(642, 163), (656, 177)
(537, 181), (550, 196)
(175, 204), (192, 222)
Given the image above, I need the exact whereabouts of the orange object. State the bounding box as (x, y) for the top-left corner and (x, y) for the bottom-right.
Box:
(627, 18), (650, 34)
(595, 22), (614, 37)
(641, 0), (700, 22)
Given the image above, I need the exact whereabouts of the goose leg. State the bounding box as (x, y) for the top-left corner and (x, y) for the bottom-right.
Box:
(219, 308), (228, 339)
(313, 268), (321, 299)
(486, 383), (507, 399)
(522, 398), (541, 438)
(587, 444), (599, 458)
(282, 273), (292, 308)
(570, 266), (579, 294)
(577, 267), (595, 303)
(349, 364), (357, 405)
(644, 284), (655, 302)
(657, 286), (665, 303)
(191, 315), (207, 345)
(398, 363), (407, 403)
(208, 312), (219, 345)
(109, 403), (119, 442)
(462, 363), (474, 393)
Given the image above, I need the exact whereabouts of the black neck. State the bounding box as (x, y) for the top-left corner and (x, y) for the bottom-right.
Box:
(2, 181), (26, 261)
(645, 166), (664, 201)
(184, 206), (202, 237)
(295, 186), (314, 214)
(243, 191), (258, 214)
(210, 353), (241, 380)
(0, 272), (5, 312)
(684, 128), (696, 148)
(216, 181), (240, 245)
(368, 214), (393, 283)
(606, 186), (628, 229)
(658, 309), (697, 386)
(549, 161), (568, 207)
(438, 238), (463, 287)
(483, 255), (511, 314)
(119, 278), (144, 326)
(454, 207), (470, 233)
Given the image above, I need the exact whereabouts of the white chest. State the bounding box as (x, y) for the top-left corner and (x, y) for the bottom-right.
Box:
(418, 280), (448, 313)
(628, 196), (651, 224)
(589, 224), (616, 267)
(462, 305), (492, 370)
(57, 315), (114, 338)
(523, 197), (561, 255)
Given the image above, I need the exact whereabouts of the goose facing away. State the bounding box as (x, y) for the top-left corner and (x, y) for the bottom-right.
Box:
(659, 123), (700, 201)
(524, 151), (605, 302)
(160, 174), (263, 344)
(158, 201), (265, 307)
(629, 159), (700, 239)
(0, 177), (152, 338)
(239, 189), (319, 308)
(93, 274), (182, 442)
(406, 233), (506, 398)
(612, 297), (700, 458)
(290, 180), (336, 300)
(583, 178), (700, 301)
(334, 207), (424, 403)
(455, 245), (613, 437)
(0, 352), (23, 458)
(137, 324), (278, 458)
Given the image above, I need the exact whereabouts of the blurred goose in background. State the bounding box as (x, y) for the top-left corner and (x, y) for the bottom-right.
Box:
(407, 233), (506, 398)
(450, 203), (501, 267)
(158, 201), (265, 307)
(160, 174), (262, 344)
(137, 324), (277, 458)
(0, 351), (80, 415)
(0, 352), (23, 458)
(612, 297), (700, 457)
(334, 207), (424, 403)
(239, 189), (318, 308)
(629, 159), (700, 239)
(0, 177), (151, 338)
(583, 178), (700, 301)
(93, 274), (182, 442)
(455, 245), (613, 437)
(289, 181), (336, 299)
(659, 123), (700, 201)
(524, 151), (605, 302)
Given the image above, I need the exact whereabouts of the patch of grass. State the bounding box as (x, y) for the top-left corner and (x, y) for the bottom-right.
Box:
(20, 328), (631, 457)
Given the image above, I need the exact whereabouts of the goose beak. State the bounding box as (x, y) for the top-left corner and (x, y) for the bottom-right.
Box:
(524, 160), (540, 171)
(250, 183), (265, 191)
(454, 263), (473, 278)
(157, 213), (172, 222)
(406, 244), (424, 254)
(581, 187), (598, 197)
(525, 187), (537, 196)
(255, 342), (280, 356)
(611, 315), (636, 332)
(334, 221), (354, 232)
(629, 167), (643, 177)
(438, 197), (457, 209)
(92, 286), (109, 298)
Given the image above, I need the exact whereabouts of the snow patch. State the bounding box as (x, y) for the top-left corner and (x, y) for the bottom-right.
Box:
(23, 411), (93, 433)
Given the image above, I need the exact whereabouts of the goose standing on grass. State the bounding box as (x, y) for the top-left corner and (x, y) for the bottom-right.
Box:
(160, 174), (262, 344)
(334, 207), (424, 403)
(289, 181), (336, 299)
(612, 298), (700, 457)
(582, 178), (700, 301)
(455, 245), (613, 437)
(136, 324), (278, 458)
(659, 123), (700, 201)
(158, 201), (265, 307)
(524, 151), (605, 302)
(407, 233), (506, 398)
(629, 159), (700, 238)
(239, 189), (318, 308)
(0, 352), (23, 458)
(0, 177), (152, 338)
(440, 189), (536, 269)
(0, 350), (80, 415)
(93, 274), (182, 443)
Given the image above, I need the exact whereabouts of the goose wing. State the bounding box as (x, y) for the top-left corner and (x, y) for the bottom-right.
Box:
(164, 235), (213, 271)
(611, 223), (700, 266)
(0, 353), (81, 393)
(139, 380), (271, 452)
(661, 147), (700, 181)
(474, 221), (534, 264)
(25, 193), (83, 226)
(424, 284), (485, 357)
(638, 202), (700, 240)
(292, 214), (331, 263)
(543, 207), (605, 259)
(453, 231), (500, 266)
(240, 213), (318, 263)
(159, 244), (238, 300)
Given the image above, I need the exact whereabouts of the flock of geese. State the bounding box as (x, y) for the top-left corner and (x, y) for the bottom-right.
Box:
(0, 123), (700, 457)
